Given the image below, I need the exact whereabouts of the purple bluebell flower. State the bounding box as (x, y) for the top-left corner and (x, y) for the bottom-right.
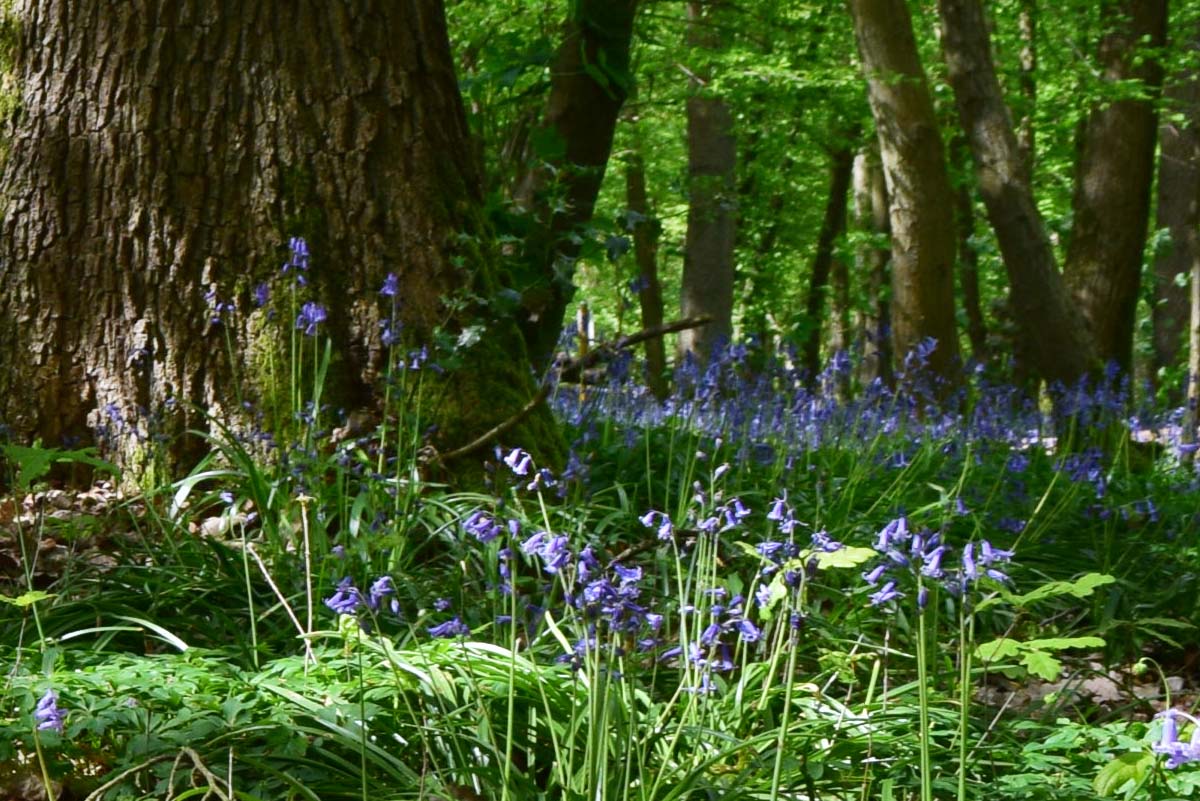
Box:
(504, 448), (533, 476)
(1153, 709), (1200, 768)
(735, 618), (762, 643)
(367, 576), (395, 612)
(767, 497), (787, 521)
(863, 564), (888, 586)
(380, 273), (399, 297)
(283, 236), (310, 279)
(253, 282), (270, 308)
(296, 302), (326, 336)
(639, 510), (674, 541)
(433, 597), (452, 612)
(428, 617), (470, 638)
(34, 689), (65, 733)
(325, 577), (363, 615)
(869, 581), (902, 607)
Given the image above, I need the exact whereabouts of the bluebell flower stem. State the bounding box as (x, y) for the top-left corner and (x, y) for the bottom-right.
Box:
(32, 726), (57, 801)
(916, 579), (934, 801)
(769, 617), (801, 801)
(957, 606), (973, 801)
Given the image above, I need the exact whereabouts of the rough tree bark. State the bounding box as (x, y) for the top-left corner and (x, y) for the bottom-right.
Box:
(852, 146), (893, 388)
(678, 0), (737, 364)
(1153, 27), (1200, 395)
(512, 0), (639, 371)
(1064, 0), (1167, 373)
(848, 0), (960, 381)
(0, 0), (559, 474)
(937, 0), (1098, 384)
(801, 142), (855, 388)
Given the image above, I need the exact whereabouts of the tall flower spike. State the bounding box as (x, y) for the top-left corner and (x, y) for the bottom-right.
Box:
(34, 689), (65, 733)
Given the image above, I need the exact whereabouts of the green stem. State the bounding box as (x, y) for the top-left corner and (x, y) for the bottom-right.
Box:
(916, 581), (933, 801)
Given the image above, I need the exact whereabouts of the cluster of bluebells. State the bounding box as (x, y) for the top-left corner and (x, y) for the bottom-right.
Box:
(1154, 709), (1200, 769)
(548, 332), (1195, 483)
(862, 516), (1012, 608)
(282, 236), (311, 285)
(324, 575), (399, 622)
(662, 588), (765, 694)
(34, 689), (65, 733)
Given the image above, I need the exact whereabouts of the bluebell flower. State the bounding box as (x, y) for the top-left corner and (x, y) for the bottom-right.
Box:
(504, 448), (533, 476)
(34, 689), (65, 733)
(428, 617), (470, 638)
(639, 510), (674, 541)
(869, 581), (902, 607)
(283, 236), (310, 279)
(325, 577), (363, 615)
(433, 597), (452, 612)
(253, 282), (270, 308)
(767, 497), (787, 521)
(380, 273), (399, 297)
(1153, 709), (1200, 768)
(296, 302), (326, 336)
(367, 576), (395, 612)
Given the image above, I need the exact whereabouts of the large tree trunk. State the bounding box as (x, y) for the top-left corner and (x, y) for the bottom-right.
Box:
(0, 0), (558, 475)
(1064, 0), (1168, 373)
(512, 0), (639, 371)
(937, 0), (1098, 384)
(678, 0), (736, 364)
(1152, 28), (1200, 396)
(848, 0), (960, 382)
(625, 150), (669, 399)
(801, 142), (855, 388)
(852, 146), (893, 388)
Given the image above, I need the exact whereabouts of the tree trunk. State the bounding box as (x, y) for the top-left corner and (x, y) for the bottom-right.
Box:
(801, 142), (855, 388)
(512, 0), (639, 371)
(1064, 0), (1168, 373)
(0, 0), (559, 475)
(1016, 0), (1037, 177)
(937, 0), (1098, 384)
(625, 151), (669, 399)
(848, 0), (960, 382)
(1152, 28), (1200, 396)
(951, 136), (988, 362)
(1185, 250), (1200, 458)
(678, 0), (736, 364)
(852, 146), (893, 388)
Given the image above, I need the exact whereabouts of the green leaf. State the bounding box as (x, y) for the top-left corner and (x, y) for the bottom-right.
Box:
(999, 573), (1115, 608)
(0, 590), (54, 607)
(1022, 636), (1105, 652)
(975, 638), (1022, 662)
(1093, 752), (1151, 797)
(809, 546), (877, 570)
(1020, 650), (1062, 681)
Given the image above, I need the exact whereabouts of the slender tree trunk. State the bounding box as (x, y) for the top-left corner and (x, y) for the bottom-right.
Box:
(937, 0), (1098, 384)
(951, 137), (988, 362)
(853, 146), (893, 387)
(1185, 253), (1200, 458)
(0, 0), (558, 474)
(512, 0), (639, 371)
(678, 0), (737, 364)
(848, 0), (960, 382)
(1064, 0), (1168, 373)
(1016, 0), (1037, 177)
(802, 142), (855, 387)
(1152, 28), (1200, 397)
(625, 151), (669, 399)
